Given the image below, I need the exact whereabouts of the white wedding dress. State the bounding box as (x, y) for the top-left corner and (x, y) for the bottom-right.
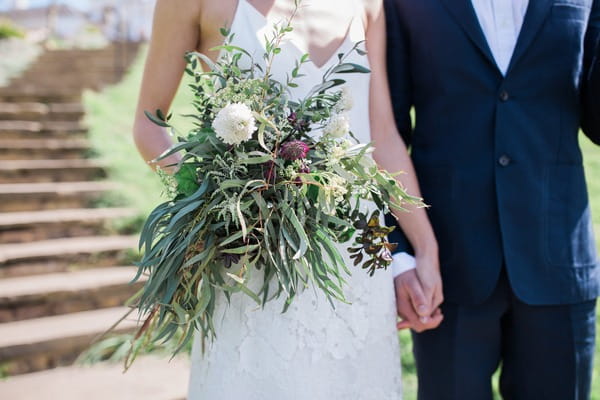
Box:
(188, 1), (403, 399)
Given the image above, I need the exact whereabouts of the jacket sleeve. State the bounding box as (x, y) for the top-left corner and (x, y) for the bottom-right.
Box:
(383, 0), (415, 255)
(582, 0), (600, 145)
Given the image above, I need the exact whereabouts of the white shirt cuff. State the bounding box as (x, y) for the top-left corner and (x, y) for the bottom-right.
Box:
(391, 252), (416, 278)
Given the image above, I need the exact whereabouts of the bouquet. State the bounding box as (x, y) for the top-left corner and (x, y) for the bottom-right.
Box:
(129, 14), (421, 361)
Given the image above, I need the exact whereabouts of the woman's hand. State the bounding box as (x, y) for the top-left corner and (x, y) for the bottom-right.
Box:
(395, 249), (444, 332)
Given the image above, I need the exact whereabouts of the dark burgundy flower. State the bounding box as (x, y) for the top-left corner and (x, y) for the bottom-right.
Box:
(222, 253), (241, 268)
(287, 112), (298, 125)
(298, 163), (311, 174)
(287, 111), (311, 133)
(280, 140), (310, 161)
(297, 118), (311, 133)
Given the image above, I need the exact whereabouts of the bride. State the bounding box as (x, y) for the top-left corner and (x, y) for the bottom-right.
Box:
(133, 0), (442, 398)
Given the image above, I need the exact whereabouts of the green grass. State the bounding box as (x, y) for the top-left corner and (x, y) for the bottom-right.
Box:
(583, 136), (600, 400)
(86, 48), (600, 398)
(84, 46), (194, 218)
(0, 19), (24, 40)
(0, 38), (40, 86)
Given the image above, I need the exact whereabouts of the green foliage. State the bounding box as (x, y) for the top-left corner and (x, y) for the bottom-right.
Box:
(582, 136), (600, 399)
(0, 19), (24, 40)
(77, 331), (192, 367)
(129, 9), (421, 366)
(174, 164), (200, 196)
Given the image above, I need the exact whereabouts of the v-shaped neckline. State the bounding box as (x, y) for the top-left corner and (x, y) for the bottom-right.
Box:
(240, 0), (357, 71)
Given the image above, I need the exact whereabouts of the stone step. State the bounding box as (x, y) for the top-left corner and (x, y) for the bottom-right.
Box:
(0, 267), (145, 323)
(0, 355), (189, 400)
(7, 82), (114, 92)
(0, 87), (81, 103)
(0, 181), (116, 212)
(11, 75), (122, 86)
(38, 45), (140, 58)
(0, 102), (84, 122)
(9, 80), (120, 91)
(0, 235), (138, 277)
(0, 138), (90, 160)
(0, 159), (106, 183)
(0, 207), (136, 243)
(22, 66), (123, 76)
(0, 120), (87, 139)
(0, 307), (139, 375)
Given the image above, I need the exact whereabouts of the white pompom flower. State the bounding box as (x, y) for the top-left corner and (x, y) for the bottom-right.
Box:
(212, 103), (257, 145)
(323, 112), (350, 138)
(335, 86), (354, 112)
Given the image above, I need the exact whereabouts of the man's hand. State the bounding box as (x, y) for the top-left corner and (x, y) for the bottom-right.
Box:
(394, 256), (444, 332)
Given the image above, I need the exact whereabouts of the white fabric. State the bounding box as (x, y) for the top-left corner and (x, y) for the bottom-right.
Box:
(470, 0), (529, 75)
(391, 251), (417, 277)
(391, 0), (530, 278)
(187, 1), (403, 399)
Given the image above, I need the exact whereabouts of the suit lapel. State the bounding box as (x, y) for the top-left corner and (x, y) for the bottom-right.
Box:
(438, 0), (498, 70)
(507, 0), (554, 74)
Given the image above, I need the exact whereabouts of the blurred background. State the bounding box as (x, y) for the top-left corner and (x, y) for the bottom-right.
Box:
(0, 1), (598, 399)
(0, 1), (191, 399)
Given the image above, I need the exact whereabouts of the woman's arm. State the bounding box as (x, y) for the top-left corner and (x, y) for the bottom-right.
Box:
(364, 0), (444, 331)
(132, 0), (203, 170)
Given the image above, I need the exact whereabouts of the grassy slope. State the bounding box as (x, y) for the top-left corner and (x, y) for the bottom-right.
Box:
(84, 46), (194, 218)
(86, 48), (600, 399)
(0, 39), (40, 86)
(583, 137), (600, 400)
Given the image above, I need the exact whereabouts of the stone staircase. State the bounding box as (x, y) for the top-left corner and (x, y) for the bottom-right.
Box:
(0, 44), (188, 399)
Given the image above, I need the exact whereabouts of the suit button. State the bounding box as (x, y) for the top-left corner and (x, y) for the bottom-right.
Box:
(499, 90), (510, 102)
(498, 155), (511, 167)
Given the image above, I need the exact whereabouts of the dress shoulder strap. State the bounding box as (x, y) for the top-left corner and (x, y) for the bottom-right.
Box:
(347, 0), (366, 42)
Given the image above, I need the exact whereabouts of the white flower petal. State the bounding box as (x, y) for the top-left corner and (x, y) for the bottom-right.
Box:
(212, 103), (257, 145)
(323, 113), (350, 138)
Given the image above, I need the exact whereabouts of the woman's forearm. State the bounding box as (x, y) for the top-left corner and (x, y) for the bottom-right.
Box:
(373, 130), (438, 258)
(133, 117), (181, 171)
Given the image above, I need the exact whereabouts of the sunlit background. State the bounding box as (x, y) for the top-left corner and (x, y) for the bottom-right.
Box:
(0, 1), (598, 400)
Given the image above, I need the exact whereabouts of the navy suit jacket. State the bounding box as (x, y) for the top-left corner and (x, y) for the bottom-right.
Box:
(384, 0), (600, 305)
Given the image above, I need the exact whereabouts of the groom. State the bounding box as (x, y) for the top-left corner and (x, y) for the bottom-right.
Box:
(384, 0), (600, 399)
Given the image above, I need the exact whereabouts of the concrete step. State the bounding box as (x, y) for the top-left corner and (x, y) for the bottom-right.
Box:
(0, 355), (189, 400)
(22, 67), (123, 76)
(11, 75), (122, 86)
(0, 181), (116, 212)
(0, 306), (139, 375)
(0, 138), (90, 160)
(0, 102), (84, 122)
(0, 267), (145, 323)
(0, 235), (138, 277)
(0, 207), (136, 243)
(0, 120), (87, 140)
(8, 81), (119, 92)
(0, 87), (81, 103)
(0, 159), (106, 183)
